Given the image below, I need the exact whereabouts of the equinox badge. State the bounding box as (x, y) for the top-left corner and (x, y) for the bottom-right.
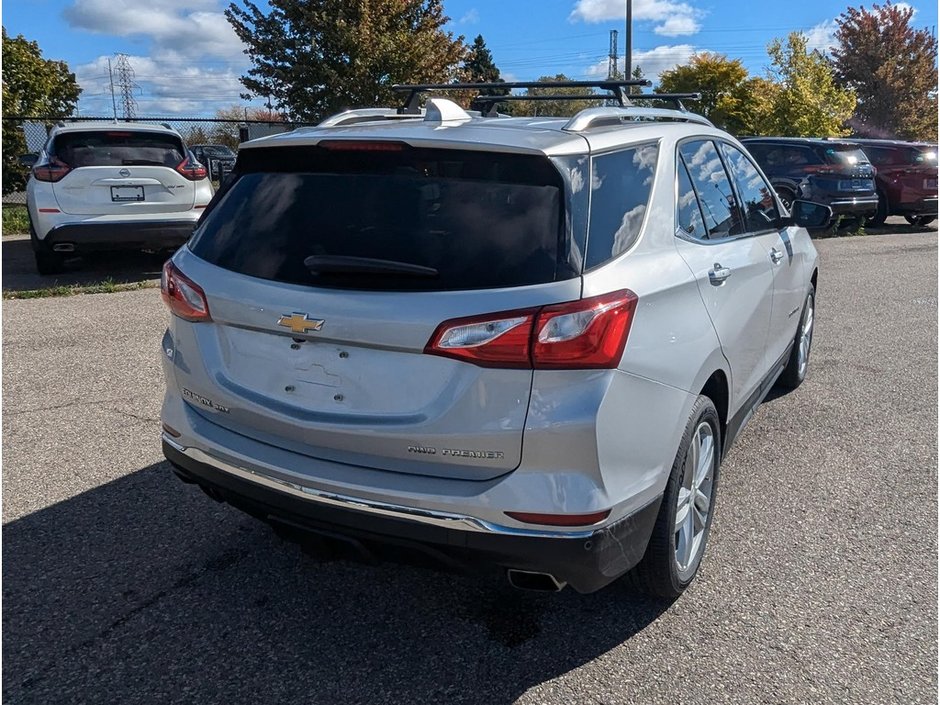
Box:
(277, 312), (325, 334)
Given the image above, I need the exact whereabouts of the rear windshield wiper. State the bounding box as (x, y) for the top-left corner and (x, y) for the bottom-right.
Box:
(304, 255), (439, 278)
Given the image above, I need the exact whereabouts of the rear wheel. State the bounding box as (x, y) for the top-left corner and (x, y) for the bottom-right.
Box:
(905, 215), (937, 227)
(34, 251), (66, 276)
(866, 191), (888, 227)
(629, 395), (720, 599)
(777, 286), (815, 390)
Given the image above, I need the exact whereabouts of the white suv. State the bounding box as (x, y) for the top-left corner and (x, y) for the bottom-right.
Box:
(161, 82), (829, 596)
(24, 122), (214, 274)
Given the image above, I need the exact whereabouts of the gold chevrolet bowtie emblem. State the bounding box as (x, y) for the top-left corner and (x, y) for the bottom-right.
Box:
(277, 312), (325, 334)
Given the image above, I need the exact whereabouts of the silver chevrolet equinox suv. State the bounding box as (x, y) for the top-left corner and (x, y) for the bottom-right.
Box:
(160, 81), (825, 597)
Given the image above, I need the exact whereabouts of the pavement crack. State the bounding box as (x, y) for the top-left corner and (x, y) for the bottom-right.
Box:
(18, 548), (250, 691)
(4, 398), (124, 417)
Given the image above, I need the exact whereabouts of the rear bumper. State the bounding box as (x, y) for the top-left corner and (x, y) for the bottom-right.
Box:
(894, 196), (938, 216)
(825, 196), (879, 217)
(39, 220), (196, 252)
(162, 438), (661, 593)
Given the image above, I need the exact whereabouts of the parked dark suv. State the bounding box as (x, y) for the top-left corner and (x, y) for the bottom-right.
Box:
(190, 144), (237, 181)
(848, 139), (937, 226)
(742, 137), (878, 226)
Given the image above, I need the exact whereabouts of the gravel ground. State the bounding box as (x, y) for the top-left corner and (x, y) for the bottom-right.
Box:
(2, 230), (936, 704)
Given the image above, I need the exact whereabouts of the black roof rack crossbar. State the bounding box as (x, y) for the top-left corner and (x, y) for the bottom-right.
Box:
(391, 80), (651, 115)
(468, 91), (703, 116)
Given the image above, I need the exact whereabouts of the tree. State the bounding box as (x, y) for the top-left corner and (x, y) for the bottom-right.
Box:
(762, 32), (855, 137)
(226, 0), (466, 122)
(513, 74), (603, 117)
(657, 53), (766, 133)
(832, 2), (938, 141)
(2, 28), (81, 194)
(458, 34), (508, 112)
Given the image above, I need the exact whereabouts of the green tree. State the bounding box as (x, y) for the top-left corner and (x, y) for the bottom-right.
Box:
(832, 3), (938, 141)
(656, 52), (774, 134)
(226, 0), (466, 122)
(513, 74), (603, 117)
(762, 32), (855, 137)
(2, 28), (81, 194)
(458, 34), (509, 112)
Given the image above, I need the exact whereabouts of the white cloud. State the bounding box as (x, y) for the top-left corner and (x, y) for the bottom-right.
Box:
(570, 0), (705, 36)
(583, 43), (694, 80)
(459, 8), (480, 24)
(893, 2), (917, 18)
(63, 0), (256, 115)
(805, 19), (838, 54)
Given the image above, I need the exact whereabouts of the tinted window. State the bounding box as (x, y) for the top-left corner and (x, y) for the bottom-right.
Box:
(678, 140), (742, 240)
(721, 143), (780, 232)
(52, 131), (185, 168)
(863, 146), (901, 166)
(676, 159), (708, 240)
(190, 146), (569, 292)
(913, 147), (937, 165)
(821, 145), (870, 167)
(753, 144), (822, 169)
(584, 144), (658, 269)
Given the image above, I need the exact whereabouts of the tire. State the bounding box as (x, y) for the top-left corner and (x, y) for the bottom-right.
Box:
(34, 251), (66, 275)
(777, 286), (815, 390)
(867, 191), (888, 227)
(629, 395), (721, 599)
(904, 215), (937, 227)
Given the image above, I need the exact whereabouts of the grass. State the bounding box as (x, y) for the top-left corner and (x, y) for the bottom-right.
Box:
(4, 278), (159, 300)
(2, 205), (30, 235)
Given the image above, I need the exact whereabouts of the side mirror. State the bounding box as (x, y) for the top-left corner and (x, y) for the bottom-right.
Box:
(18, 153), (38, 168)
(789, 199), (833, 230)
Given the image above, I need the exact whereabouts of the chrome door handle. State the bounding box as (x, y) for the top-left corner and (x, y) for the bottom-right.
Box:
(708, 263), (732, 285)
(770, 248), (784, 264)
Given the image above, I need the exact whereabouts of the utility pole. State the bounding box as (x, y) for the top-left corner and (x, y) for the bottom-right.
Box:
(107, 58), (118, 121)
(625, 0), (633, 78)
(607, 29), (619, 79)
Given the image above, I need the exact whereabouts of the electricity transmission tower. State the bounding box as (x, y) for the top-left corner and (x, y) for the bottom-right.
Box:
(114, 54), (139, 120)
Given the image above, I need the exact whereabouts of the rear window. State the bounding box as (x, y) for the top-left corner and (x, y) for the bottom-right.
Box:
(189, 146), (571, 292)
(52, 130), (185, 168)
(821, 145), (869, 166)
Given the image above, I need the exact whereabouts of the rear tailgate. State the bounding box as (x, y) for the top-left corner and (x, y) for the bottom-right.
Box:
(168, 144), (581, 481)
(50, 130), (195, 215)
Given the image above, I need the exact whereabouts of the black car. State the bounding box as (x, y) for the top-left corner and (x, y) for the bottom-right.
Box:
(742, 137), (878, 226)
(845, 139), (937, 226)
(190, 144), (236, 181)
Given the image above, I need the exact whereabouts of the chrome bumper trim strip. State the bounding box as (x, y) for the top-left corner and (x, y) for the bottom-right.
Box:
(163, 434), (596, 539)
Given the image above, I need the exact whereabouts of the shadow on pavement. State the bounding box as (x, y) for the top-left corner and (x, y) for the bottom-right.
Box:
(2, 235), (168, 293)
(3, 461), (670, 704)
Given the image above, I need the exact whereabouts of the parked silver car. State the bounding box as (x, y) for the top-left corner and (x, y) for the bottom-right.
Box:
(160, 85), (824, 596)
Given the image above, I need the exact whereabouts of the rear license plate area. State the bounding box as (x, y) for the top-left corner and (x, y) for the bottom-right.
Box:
(924, 179), (937, 189)
(111, 185), (144, 202)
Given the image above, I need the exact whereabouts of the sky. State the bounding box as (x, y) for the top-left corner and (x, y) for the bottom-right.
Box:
(3, 0), (937, 117)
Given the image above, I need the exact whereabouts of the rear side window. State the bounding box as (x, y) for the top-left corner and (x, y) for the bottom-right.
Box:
(52, 131), (185, 168)
(584, 144), (658, 269)
(190, 146), (571, 292)
(752, 144), (822, 169)
(678, 140), (743, 240)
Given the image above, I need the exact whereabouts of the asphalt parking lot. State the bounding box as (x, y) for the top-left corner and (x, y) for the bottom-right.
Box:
(3, 227), (937, 704)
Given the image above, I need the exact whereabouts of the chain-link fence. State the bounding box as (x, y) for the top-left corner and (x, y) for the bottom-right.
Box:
(2, 116), (318, 204)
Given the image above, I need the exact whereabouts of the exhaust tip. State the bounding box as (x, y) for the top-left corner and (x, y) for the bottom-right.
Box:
(51, 243), (75, 252)
(507, 569), (566, 592)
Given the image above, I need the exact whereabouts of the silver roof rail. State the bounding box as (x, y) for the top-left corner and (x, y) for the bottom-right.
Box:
(319, 108), (426, 127)
(564, 106), (713, 132)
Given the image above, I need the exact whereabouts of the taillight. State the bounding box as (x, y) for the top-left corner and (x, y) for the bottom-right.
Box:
(176, 156), (208, 181)
(32, 158), (71, 183)
(505, 509), (611, 526)
(161, 261), (211, 321)
(533, 290), (638, 369)
(425, 308), (536, 368)
(424, 290), (638, 370)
